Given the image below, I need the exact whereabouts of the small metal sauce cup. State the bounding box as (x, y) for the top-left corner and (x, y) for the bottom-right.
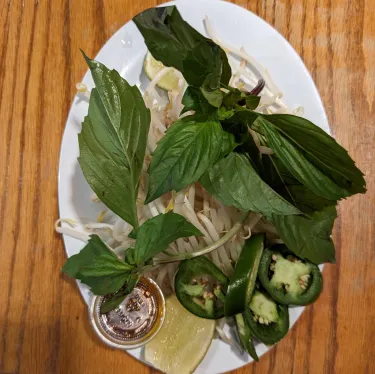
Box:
(89, 277), (165, 349)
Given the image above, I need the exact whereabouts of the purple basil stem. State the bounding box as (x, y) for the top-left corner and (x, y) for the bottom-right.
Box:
(249, 79), (265, 96)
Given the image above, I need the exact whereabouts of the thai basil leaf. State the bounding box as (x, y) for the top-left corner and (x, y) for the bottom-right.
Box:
(224, 108), (259, 126)
(272, 205), (337, 264)
(181, 86), (214, 115)
(218, 106), (235, 120)
(219, 47), (231, 86)
(182, 40), (221, 86)
(124, 247), (136, 264)
(100, 273), (140, 313)
(222, 89), (243, 107)
(183, 40), (231, 107)
(221, 121), (249, 145)
(133, 212), (203, 264)
(146, 115), (226, 203)
(264, 114), (366, 194)
(222, 89), (260, 110)
(200, 152), (301, 216)
(285, 185), (336, 215)
(167, 5), (205, 49)
(133, 6), (203, 72)
(133, 6), (231, 99)
(79, 53), (150, 228)
(244, 95), (261, 110)
(218, 131), (238, 160)
(201, 86), (224, 107)
(261, 155), (336, 215)
(62, 235), (134, 295)
(233, 133), (264, 175)
(261, 155), (299, 186)
(100, 291), (127, 314)
(257, 117), (350, 200)
(220, 108), (260, 167)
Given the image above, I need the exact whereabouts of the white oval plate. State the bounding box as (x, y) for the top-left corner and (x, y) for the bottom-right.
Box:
(58, 0), (329, 372)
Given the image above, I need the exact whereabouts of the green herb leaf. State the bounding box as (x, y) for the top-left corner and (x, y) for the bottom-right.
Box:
(133, 212), (203, 265)
(218, 106), (235, 121)
(272, 205), (337, 264)
(134, 6), (230, 96)
(100, 273), (141, 313)
(79, 53), (150, 228)
(124, 247), (136, 264)
(221, 121), (250, 146)
(146, 115), (226, 203)
(261, 155), (336, 214)
(218, 131), (238, 160)
(244, 95), (261, 110)
(284, 184), (336, 215)
(223, 108), (259, 126)
(183, 40), (230, 107)
(62, 235), (134, 295)
(100, 292), (127, 314)
(200, 152), (301, 216)
(183, 41), (222, 86)
(200, 86), (224, 107)
(222, 89), (260, 110)
(257, 117), (350, 200)
(181, 86), (214, 115)
(133, 6), (204, 72)
(222, 89), (243, 107)
(264, 114), (366, 194)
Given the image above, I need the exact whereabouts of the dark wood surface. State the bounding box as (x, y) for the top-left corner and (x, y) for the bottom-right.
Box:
(0, 1), (374, 373)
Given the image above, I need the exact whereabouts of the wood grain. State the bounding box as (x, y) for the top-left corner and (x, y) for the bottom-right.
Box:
(0, 1), (374, 373)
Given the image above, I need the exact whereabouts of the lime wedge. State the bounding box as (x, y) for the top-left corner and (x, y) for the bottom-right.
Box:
(145, 295), (215, 374)
(144, 51), (180, 91)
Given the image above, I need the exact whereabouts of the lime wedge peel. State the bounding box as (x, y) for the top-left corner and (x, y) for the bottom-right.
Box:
(144, 295), (216, 374)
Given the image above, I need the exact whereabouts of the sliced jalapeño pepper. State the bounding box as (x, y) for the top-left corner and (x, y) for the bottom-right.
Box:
(175, 256), (229, 319)
(244, 289), (289, 345)
(224, 234), (265, 317)
(235, 314), (259, 361)
(258, 245), (323, 305)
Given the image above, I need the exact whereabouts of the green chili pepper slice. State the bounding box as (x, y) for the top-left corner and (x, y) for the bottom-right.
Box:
(244, 289), (289, 345)
(235, 314), (259, 361)
(258, 245), (323, 305)
(175, 256), (229, 319)
(224, 234), (265, 317)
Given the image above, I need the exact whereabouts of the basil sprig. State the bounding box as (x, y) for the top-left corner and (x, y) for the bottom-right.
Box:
(62, 235), (135, 295)
(63, 212), (202, 305)
(133, 6), (231, 107)
(78, 53), (150, 229)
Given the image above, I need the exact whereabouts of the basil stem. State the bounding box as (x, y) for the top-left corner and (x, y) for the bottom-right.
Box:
(152, 212), (250, 265)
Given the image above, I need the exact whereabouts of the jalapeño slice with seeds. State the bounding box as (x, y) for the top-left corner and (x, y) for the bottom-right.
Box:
(258, 245), (323, 305)
(175, 256), (229, 319)
(244, 289), (289, 345)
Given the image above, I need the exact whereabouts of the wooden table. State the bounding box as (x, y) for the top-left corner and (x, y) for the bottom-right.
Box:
(1, 1), (374, 373)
